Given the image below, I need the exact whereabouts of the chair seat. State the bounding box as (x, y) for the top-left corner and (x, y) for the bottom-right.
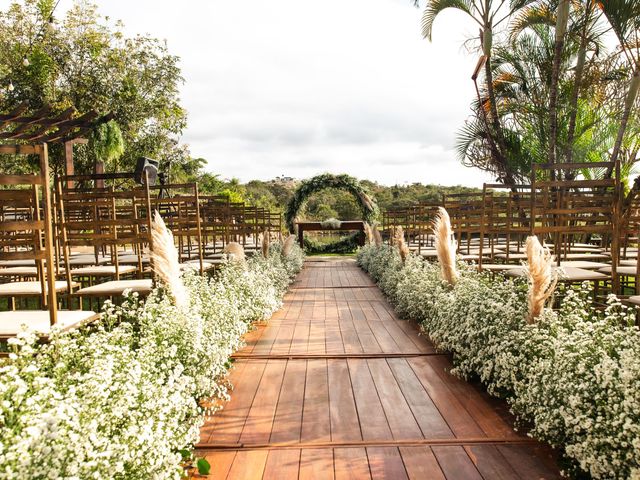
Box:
(0, 267), (38, 277)
(179, 261), (215, 271)
(504, 266), (608, 282)
(67, 255), (111, 266)
(477, 264), (522, 272)
(0, 281), (77, 297)
(560, 261), (610, 270)
(626, 296), (640, 306)
(117, 255), (150, 265)
(0, 259), (36, 267)
(598, 266), (639, 275)
(74, 279), (153, 297)
(0, 310), (100, 339)
(70, 265), (137, 277)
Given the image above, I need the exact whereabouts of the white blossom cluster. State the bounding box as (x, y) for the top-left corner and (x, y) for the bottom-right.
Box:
(357, 245), (640, 479)
(0, 244), (304, 479)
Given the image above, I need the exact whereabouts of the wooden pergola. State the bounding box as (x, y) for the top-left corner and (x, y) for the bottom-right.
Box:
(0, 105), (113, 328)
(0, 103), (114, 181)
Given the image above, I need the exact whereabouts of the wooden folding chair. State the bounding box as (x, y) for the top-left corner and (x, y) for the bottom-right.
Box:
(0, 144), (98, 339)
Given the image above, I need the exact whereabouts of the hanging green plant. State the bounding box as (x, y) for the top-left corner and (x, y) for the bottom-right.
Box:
(91, 120), (125, 170)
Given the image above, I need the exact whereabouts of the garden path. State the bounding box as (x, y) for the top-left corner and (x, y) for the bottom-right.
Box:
(197, 258), (561, 479)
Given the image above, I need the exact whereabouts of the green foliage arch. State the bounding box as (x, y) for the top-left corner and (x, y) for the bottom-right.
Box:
(285, 173), (379, 233)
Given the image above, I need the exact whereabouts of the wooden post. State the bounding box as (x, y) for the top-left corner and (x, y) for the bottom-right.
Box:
(64, 141), (74, 189)
(63, 139), (88, 189)
(94, 161), (105, 189)
(39, 143), (58, 326)
(298, 224), (304, 248)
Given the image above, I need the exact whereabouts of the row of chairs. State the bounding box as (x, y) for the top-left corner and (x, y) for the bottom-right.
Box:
(383, 161), (640, 299)
(0, 167), (283, 339)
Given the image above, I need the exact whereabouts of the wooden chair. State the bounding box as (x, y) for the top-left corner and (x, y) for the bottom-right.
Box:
(530, 162), (618, 294)
(0, 144), (98, 339)
(56, 176), (154, 306)
(148, 183), (209, 274)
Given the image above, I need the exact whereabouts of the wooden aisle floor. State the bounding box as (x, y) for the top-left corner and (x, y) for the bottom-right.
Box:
(196, 258), (561, 479)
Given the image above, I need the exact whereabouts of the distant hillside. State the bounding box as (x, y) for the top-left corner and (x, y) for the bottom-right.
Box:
(206, 177), (480, 221)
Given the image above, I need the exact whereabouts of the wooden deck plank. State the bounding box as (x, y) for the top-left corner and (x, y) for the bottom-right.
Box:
(367, 359), (423, 440)
(366, 447), (408, 480)
(464, 445), (520, 480)
(240, 360), (287, 444)
(270, 360), (306, 444)
(407, 357), (486, 438)
(429, 355), (521, 439)
(432, 445), (483, 480)
(203, 450), (236, 479)
(327, 359), (362, 442)
(204, 360), (267, 444)
(225, 450), (269, 480)
(347, 358), (394, 441)
(197, 259), (561, 478)
(497, 445), (562, 479)
(262, 449), (301, 479)
(334, 447), (372, 480)
(386, 358), (453, 439)
(301, 359), (331, 443)
(399, 446), (446, 480)
(299, 448), (335, 480)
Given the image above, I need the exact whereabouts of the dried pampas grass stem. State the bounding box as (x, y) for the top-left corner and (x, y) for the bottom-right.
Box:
(372, 223), (383, 247)
(261, 229), (270, 258)
(150, 211), (187, 308)
(433, 207), (458, 286)
(525, 236), (558, 323)
(224, 242), (246, 263)
(394, 226), (410, 263)
(363, 222), (373, 245)
(282, 234), (297, 257)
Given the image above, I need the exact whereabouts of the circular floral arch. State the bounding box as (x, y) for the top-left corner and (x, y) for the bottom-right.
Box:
(285, 173), (379, 232)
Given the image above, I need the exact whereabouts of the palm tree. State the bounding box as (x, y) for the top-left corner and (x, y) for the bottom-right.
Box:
(418, 0), (533, 184)
(547, 0), (570, 166)
(598, 0), (640, 177)
(511, 1), (607, 166)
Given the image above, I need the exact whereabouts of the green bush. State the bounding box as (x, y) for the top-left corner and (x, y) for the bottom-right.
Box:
(0, 244), (304, 479)
(357, 245), (640, 479)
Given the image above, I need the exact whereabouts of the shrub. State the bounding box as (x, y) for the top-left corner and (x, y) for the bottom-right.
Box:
(357, 245), (640, 479)
(0, 245), (304, 479)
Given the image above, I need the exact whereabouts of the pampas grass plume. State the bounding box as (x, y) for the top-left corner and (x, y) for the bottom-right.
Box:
(282, 234), (297, 257)
(372, 223), (383, 247)
(150, 211), (187, 308)
(394, 226), (410, 263)
(363, 223), (373, 245)
(224, 242), (246, 262)
(261, 229), (270, 258)
(525, 235), (558, 323)
(433, 207), (458, 286)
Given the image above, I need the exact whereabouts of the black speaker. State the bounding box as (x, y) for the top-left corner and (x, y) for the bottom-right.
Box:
(134, 157), (159, 185)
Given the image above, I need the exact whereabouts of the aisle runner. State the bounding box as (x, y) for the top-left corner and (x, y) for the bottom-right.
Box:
(196, 258), (561, 479)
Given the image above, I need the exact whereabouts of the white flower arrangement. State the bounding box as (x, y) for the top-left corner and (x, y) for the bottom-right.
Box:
(319, 218), (342, 229)
(357, 245), (640, 479)
(0, 242), (304, 479)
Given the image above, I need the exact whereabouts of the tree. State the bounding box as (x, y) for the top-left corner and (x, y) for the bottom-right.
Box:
(0, 0), (188, 174)
(548, 0), (570, 165)
(598, 0), (640, 176)
(417, 0), (533, 184)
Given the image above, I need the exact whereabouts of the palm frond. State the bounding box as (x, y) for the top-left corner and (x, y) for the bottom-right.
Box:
(421, 0), (474, 40)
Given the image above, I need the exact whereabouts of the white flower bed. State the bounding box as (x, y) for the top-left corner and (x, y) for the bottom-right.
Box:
(0, 245), (304, 479)
(357, 245), (640, 479)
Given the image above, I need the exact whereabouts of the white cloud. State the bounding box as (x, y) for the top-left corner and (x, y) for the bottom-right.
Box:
(7, 0), (495, 186)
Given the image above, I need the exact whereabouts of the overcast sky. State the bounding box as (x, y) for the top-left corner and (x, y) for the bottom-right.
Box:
(9, 0), (496, 186)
